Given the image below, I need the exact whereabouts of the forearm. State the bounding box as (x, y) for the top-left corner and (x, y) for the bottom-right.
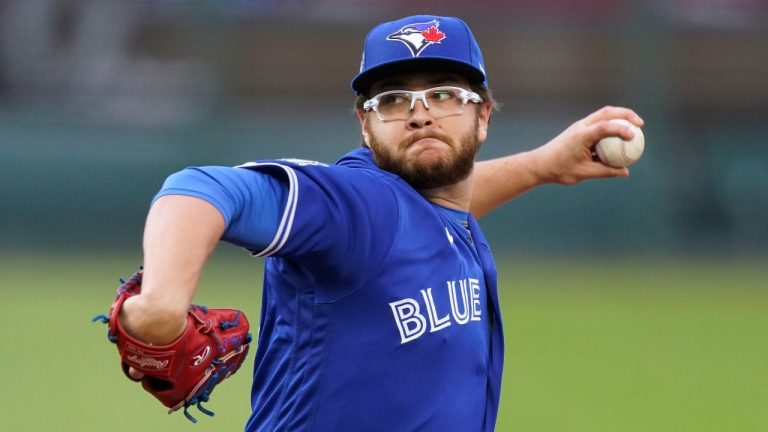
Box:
(120, 195), (226, 344)
(470, 150), (545, 218)
(471, 107), (642, 219)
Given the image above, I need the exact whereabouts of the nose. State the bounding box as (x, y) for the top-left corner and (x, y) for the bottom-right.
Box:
(407, 99), (434, 130)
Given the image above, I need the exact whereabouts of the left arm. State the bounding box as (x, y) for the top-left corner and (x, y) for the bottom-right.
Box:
(471, 106), (644, 218)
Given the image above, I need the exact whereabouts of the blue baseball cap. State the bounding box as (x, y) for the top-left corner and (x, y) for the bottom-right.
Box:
(351, 15), (488, 94)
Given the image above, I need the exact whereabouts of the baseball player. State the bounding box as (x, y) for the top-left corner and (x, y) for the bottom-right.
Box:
(110, 14), (643, 431)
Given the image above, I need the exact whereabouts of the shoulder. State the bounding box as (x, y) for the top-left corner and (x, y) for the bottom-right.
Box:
(238, 148), (402, 191)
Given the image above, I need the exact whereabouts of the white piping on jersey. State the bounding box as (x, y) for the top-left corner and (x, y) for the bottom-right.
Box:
(236, 162), (298, 257)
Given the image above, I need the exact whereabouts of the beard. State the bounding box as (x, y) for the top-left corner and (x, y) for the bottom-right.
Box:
(366, 121), (481, 190)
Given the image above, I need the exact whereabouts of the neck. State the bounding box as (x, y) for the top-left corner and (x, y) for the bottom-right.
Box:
(419, 172), (474, 212)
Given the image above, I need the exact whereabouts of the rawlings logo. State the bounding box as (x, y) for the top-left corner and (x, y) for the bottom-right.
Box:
(192, 345), (212, 366)
(126, 354), (170, 370)
(387, 20), (446, 57)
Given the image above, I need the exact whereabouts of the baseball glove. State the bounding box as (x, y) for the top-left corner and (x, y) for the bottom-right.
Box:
(93, 268), (252, 422)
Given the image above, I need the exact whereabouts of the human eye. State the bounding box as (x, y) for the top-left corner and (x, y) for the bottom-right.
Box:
(379, 92), (408, 106)
(428, 88), (458, 102)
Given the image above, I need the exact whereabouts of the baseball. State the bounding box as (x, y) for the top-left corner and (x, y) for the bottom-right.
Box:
(594, 119), (645, 167)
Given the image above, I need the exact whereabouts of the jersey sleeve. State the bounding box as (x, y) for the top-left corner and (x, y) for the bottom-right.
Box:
(237, 160), (401, 297)
(153, 166), (287, 251)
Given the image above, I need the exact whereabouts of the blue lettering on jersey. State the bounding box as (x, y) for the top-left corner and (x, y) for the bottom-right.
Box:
(389, 278), (481, 344)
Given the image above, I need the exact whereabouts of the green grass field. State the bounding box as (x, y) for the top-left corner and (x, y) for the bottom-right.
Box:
(1, 250), (765, 431)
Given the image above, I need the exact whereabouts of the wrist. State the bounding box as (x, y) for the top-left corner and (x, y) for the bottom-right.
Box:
(524, 147), (556, 185)
(119, 295), (187, 345)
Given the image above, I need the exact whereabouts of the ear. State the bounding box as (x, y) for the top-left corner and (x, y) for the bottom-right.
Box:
(356, 109), (371, 147)
(476, 103), (492, 143)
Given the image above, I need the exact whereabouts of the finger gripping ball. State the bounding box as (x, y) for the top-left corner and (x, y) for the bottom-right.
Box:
(595, 119), (645, 167)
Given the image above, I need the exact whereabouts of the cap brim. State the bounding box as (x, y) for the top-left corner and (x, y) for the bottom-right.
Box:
(352, 58), (486, 94)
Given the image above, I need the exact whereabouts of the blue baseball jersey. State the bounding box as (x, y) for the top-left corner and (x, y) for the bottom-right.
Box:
(158, 148), (504, 431)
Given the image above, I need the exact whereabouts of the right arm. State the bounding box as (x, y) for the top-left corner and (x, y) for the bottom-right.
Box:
(471, 106), (644, 218)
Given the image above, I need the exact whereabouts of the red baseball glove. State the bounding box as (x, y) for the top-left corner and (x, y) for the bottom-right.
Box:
(93, 269), (252, 422)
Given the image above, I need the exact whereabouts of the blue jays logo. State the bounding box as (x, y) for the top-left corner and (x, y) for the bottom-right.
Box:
(387, 20), (447, 57)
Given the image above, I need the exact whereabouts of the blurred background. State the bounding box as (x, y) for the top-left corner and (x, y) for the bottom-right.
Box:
(0, 1), (766, 431)
(1, 0), (767, 254)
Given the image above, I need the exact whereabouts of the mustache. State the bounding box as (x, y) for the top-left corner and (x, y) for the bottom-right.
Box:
(401, 131), (453, 149)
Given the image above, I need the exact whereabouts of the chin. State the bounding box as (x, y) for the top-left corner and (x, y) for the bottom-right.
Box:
(408, 147), (451, 166)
